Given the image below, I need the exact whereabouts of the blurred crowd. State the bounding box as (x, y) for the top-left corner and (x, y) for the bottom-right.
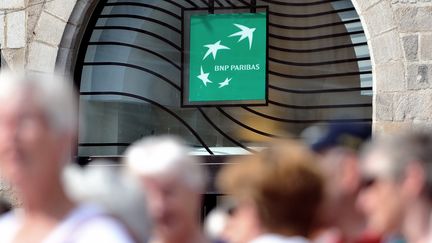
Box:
(0, 70), (431, 243)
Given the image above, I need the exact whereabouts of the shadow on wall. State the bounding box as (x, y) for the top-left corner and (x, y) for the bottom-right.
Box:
(0, 51), (8, 69)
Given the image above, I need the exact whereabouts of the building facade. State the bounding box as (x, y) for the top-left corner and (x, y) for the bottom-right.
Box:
(0, 0), (431, 200)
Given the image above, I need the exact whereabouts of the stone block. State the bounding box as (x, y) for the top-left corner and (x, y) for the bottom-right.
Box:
(353, 0), (381, 12)
(34, 11), (67, 47)
(420, 34), (432, 61)
(375, 93), (394, 121)
(45, 0), (77, 22)
(370, 31), (403, 65)
(395, 6), (432, 32)
(406, 91), (432, 121)
(402, 35), (418, 61)
(1, 48), (26, 70)
(393, 91), (432, 122)
(27, 0), (45, 42)
(27, 41), (58, 73)
(363, 0), (396, 38)
(393, 93), (410, 121)
(0, 12), (4, 48)
(407, 64), (432, 90)
(375, 61), (406, 92)
(0, 0), (25, 9)
(394, 91), (432, 121)
(5, 10), (25, 49)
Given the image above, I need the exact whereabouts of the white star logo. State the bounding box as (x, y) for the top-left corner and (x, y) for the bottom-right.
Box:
(203, 40), (230, 60)
(219, 77), (232, 88)
(229, 24), (256, 50)
(197, 66), (213, 86)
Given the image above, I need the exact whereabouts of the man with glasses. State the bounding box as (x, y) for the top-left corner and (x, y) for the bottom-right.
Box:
(357, 132), (432, 243)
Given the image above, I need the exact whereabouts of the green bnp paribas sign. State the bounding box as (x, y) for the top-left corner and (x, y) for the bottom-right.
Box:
(187, 12), (267, 105)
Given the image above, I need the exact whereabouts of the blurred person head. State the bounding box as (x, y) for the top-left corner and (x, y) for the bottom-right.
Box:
(0, 70), (77, 205)
(217, 140), (324, 243)
(305, 123), (371, 203)
(124, 136), (208, 243)
(318, 148), (361, 214)
(305, 123), (371, 202)
(303, 123), (371, 242)
(358, 131), (432, 242)
(313, 148), (375, 243)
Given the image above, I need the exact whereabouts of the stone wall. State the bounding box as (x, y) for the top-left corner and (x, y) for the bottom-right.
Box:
(0, 0), (93, 73)
(392, 1), (432, 130)
(362, 0), (432, 132)
(0, 0), (27, 70)
(351, 0), (432, 133)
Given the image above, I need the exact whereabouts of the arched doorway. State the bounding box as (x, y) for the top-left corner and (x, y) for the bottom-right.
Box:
(74, 0), (372, 157)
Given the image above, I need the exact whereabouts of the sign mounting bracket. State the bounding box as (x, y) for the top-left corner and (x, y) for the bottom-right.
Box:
(209, 0), (215, 14)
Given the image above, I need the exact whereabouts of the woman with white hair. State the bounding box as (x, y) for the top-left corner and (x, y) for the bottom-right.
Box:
(124, 136), (209, 243)
(0, 70), (138, 243)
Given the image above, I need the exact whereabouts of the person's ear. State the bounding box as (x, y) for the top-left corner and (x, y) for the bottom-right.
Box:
(401, 161), (425, 200)
(342, 153), (361, 194)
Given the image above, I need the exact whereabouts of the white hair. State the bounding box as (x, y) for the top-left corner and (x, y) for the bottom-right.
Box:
(0, 70), (77, 134)
(124, 136), (207, 192)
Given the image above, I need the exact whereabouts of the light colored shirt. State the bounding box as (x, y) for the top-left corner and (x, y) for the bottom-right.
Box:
(250, 234), (310, 243)
(0, 204), (135, 243)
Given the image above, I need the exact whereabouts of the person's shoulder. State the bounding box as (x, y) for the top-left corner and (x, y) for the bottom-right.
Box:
(0, 211), (20, 243)
(69, 204), (137, 243)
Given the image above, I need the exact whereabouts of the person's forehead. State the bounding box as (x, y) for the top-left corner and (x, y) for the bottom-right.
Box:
(142, 173), (185, 188)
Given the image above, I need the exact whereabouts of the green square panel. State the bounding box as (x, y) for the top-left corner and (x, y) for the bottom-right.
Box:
(187, 12), (267, 104)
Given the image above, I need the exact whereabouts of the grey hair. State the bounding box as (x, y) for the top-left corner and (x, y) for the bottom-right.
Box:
(124, 135), (208, 192)
(362, 131), (432, 198)
(0, 70), (78, 134)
